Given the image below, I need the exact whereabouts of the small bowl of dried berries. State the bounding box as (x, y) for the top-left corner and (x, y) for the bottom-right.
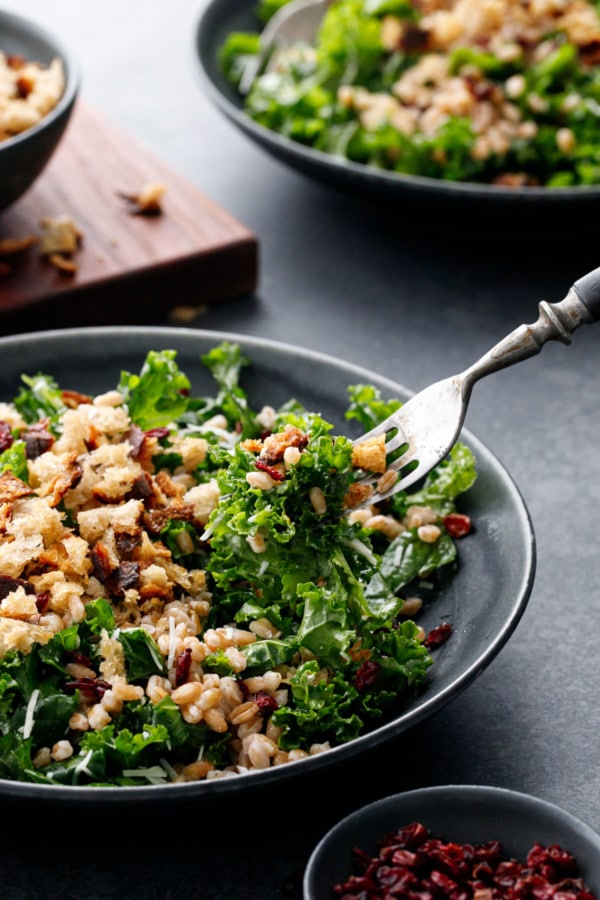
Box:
(303, 785), (600, 900)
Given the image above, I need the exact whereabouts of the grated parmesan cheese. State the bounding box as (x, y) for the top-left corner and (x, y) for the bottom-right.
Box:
(22, 688), (40, 739)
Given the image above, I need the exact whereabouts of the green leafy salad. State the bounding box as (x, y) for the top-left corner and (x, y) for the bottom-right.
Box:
(0, 342), (476, 786)
(220, 0), (600, 186)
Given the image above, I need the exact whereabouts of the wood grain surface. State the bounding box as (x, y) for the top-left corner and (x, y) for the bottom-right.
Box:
(0, 100), (258, 334)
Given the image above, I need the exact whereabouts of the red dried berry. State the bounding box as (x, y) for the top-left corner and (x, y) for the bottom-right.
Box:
(355, 659), (381, 691)
(144, 427), (170, 440)
(0, 421), (13, 452)
(175, 647), (193, 687)
(443, 513), (473, 538)
(64, 677), (111, 701)
(331, 824), (596, 900)
(424, 622), (453, 649)
(255, 690), (278, 713)
(255, 459), (285, 481)
(0, 573), (34, 600)
(35, 592), (50, 614)
(65, 650), (92, 668)
(24, 420), (54, 459)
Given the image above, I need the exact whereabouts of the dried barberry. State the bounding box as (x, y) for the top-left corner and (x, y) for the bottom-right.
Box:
(65, 650), (92, 668)
(424, 622), (453, 649)
(0, 421), (13, 451)
(24, 420), (54, 458)
(255, 459), (285, 481)
(443, 513), (473, 538)
(331, 823), (596, 900)
(35, 592), (50, 614)
(64, 677), (111, 701)
(355, 660), (381, 690)
(175, 648), (193, 687)
(255, 691), (278, 714)
(0, 573), (35, 600)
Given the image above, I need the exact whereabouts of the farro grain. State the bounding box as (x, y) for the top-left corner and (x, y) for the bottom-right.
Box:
(88, 704), (111, 730)
(68, 712), (90, 731)
(400, 596), (424, 617)
(244, 733), (278, 768)
(197, 687), (222, 711)
(33, 747), (52, 768)
(405, 505), (438, 528)
(249, 617), (281, 639)
(377, 468), (399, 496)
(309, 486), (327, 514)
(417, 523), (442, 543)
(100, 691), (124, 715)
(364, 514), (404, 540)
(230, 700), (260, 725)
(245, 471), (277, 490)
(246, 532), (267, 553)
(181, 760), (214, 781)
(65, 661), (96, 679)
(203, 707), (228, 732)
(243, 671), (282, 693)
(171, 681), (204, 705)
(51, 740), (74, 762)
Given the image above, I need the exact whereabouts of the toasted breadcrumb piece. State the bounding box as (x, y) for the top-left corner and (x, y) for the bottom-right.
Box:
(170, 305), (206, 323)
(0, 585), (39, 619)
(0, 234), (38, 277)
(119, 181), (166, 215)
(39, 215), (83, 256)
(0, 470), (32, 503)
(48, 253), (78, 274)
(39, 215), (83, 275)
(351, 434), (387, 474)
(0, 618), (53, 656)
(0, 402), (26, 431)
(0, 235), (38, 256)
(344, 482), (374, 509)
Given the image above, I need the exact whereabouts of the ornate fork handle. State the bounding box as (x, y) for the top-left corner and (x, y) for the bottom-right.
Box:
(461, 267), (600, 390)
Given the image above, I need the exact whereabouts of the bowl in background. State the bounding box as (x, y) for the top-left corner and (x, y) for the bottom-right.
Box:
(194, 0), (600, 230)
(0, 9), (80, 211)
(303, 784), (600, 899)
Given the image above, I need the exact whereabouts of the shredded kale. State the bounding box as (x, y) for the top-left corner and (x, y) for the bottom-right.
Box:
(219, 0), (600, 186)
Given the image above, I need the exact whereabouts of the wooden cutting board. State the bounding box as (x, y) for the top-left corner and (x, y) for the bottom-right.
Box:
(0, 100), (259, 334)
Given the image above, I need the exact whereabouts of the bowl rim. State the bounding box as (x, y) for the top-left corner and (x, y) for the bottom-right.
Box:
(0, 7), (81, 151)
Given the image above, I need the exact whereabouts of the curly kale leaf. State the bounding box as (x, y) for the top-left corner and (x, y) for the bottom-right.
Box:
(405, 443), (478, 515)
(201, 341), (261, 437)
(0, 441), (28, 481)
(118, 349), (191, 430)
(273, 660), (363, 748)
(345, 383), (402, 432)
(14, 373), (68, 426)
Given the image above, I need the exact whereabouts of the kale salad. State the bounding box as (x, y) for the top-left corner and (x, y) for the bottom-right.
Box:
(0, 342), (476, 786)
(220, 0), (600, 186)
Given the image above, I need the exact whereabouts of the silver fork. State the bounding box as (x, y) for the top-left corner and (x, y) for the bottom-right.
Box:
(353, 267), (600, 506)
(239, 0), (330, 94)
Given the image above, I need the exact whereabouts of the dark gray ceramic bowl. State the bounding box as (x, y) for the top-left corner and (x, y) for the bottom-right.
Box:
(0, 9), (80, 211)
(0, 326), (534, 806)
(304, 785), (600, 899)
(194, 0), (600, 228)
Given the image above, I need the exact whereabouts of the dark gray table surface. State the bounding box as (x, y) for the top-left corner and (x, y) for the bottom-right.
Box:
(2, 2), (600, 898)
